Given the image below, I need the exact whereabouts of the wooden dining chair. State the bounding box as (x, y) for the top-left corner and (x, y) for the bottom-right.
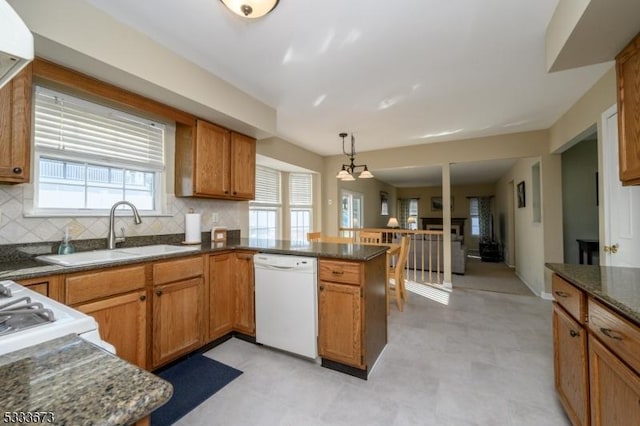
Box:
(388, 235), (410, 313)
(318, 236), (354, 244)
(358, 231), (383, 244)
(307, 232), (322, 242)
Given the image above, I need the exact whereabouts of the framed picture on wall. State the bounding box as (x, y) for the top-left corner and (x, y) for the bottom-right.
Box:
(517, 181), (526, 208)
(380, 191), (389, 215)
(431, 196), (453, 211)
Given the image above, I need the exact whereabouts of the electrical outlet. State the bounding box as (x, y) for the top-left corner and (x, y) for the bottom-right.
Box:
(211, 212), (219, 224)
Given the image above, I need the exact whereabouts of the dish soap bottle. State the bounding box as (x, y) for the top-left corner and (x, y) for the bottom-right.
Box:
(58, 227), (75, 255)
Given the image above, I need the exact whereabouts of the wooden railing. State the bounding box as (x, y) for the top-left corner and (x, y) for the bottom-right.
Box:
(340, 228), (445, 285)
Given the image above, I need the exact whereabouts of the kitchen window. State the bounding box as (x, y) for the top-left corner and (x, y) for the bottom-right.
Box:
(32, 86), (165, 215)
(289, 172), (313, 243)
(249, 166), (281, 239)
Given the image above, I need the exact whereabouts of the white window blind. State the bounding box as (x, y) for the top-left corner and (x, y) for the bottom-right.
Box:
(470, 197), (480, 236)
(289, 173), (312, 205)
(34, 86), (165, 169)
(254, 166), (281, 204)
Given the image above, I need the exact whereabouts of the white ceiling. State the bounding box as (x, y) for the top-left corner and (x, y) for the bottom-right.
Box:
(82, 0), (615, 186)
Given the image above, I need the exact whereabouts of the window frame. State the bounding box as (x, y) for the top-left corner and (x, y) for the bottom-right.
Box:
(30, 84), (167, 217)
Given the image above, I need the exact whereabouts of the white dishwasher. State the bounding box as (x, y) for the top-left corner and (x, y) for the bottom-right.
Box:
(254, 253), (318, 359)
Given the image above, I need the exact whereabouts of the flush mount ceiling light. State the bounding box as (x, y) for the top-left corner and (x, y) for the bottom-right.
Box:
(219, 0), (279, 18)
(336, 132), (374, 180)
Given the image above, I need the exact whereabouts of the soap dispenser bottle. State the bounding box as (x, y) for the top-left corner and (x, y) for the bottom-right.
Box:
(58, 227), (75, 255)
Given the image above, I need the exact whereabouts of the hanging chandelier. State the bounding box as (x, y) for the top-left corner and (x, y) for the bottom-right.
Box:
(219, 0), (279, 18)
(336, 132), (374, 181)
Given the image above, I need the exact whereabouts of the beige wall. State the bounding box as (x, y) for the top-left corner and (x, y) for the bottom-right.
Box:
(549, 66), (616, 153)
(495, 157), (546, 296)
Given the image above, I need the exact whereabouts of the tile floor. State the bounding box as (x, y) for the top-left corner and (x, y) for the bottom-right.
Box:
(176, 286), (571, 426)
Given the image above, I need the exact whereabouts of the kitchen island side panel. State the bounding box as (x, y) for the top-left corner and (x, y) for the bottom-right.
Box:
(364, 253), (387, 370)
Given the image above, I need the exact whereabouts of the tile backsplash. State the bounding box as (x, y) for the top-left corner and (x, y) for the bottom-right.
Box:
(0, 184), (248, 245)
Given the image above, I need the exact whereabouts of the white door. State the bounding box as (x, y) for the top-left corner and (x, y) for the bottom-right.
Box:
(602, 105), (640, 267)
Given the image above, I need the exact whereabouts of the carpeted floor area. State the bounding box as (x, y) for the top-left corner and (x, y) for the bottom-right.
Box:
(452, 257), (534, 296)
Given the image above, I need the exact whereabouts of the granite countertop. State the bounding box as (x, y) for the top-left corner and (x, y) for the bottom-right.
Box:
(0, 334), (172, 425)
(0, 236), (389, 282)
(546, 263), (640, 325)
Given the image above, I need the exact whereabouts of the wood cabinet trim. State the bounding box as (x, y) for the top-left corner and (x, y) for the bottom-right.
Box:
(153, 255), (204, 285)
(66, 265), (146, 305)
(33, 58), (195, 126)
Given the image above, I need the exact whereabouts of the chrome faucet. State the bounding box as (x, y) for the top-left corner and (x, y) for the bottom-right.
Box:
(107, 201), (142, 249)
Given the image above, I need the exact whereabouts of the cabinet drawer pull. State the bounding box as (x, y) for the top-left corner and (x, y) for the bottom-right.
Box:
(319, 286), (324, 291)
(12, 167), (22, 174)
(140, 295), (146, 301)
(332, 270), (344, 275)
(600, 327), (623, 341)
(156, 289), (163, 296)
(554, 291), (569, 298)
(569, 329), (579, 338)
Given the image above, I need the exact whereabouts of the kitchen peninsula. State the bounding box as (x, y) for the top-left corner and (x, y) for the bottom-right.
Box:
(0, 235), (389, 381)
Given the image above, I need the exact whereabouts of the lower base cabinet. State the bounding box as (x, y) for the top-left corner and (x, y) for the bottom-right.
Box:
(152, 277), (204, 368)
(318, 281), (363, 368)
(208, 252), (235, 341)
(77, 291), (147, 369)
(152, 256), (205, 369)
(589, 335), (640, 426)
(233, 251), (255, 336)
(553, 304), (589, 426)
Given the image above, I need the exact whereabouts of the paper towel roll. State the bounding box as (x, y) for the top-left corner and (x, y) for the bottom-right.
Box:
(184, 213), (201, 243)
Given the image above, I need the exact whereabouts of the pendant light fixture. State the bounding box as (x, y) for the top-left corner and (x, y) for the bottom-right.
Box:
(336, 132), (374, 180)
(219, 0), (279, 18)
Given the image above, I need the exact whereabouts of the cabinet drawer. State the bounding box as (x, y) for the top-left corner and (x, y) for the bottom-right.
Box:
(153, 255), (203, 285)
(319, 259), (361, 285)
(588, 298), (640, 374)
(66, 265), (146, 305)
(552, 274), (586, 323)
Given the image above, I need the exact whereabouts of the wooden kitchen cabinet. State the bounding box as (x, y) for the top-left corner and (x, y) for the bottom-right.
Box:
(0, 64), (31, 183)
(175, 119), (256, 200)
(318, 256), (387, 377)
(552, 274), (590, 426)
(234, 251), (255, 336)
(77, 291), (148, 369)
(152, 256), (205, 368)
(208, 252), (235, 341)
(552, 273), (640, 426)
(318, 280), (363, 368)
(17, 274), (63, 301)
(616, 32), (640, 185)
(65, 264), (148, 369)
(589, 336), (640, 426)
(553, 303), (589, 426)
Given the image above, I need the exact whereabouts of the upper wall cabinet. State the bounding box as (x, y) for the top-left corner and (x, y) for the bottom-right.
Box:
(175, 120), (256, 200)
(616, 32), (640, 186)
(0, 64), (32, 184)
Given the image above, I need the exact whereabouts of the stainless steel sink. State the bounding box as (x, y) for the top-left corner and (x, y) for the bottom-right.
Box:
(36, 244), (200, 267)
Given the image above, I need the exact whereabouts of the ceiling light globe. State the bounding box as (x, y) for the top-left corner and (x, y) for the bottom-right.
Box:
(359, 169), (374, 179)
(341, 173), (356, 181)
(220, 0), (279, 18)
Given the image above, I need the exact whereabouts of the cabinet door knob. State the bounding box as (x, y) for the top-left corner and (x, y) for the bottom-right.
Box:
(12, 167), (22, 174)
(140, 295), (146, 301)
(156, 289), (163, 296)
(319, 286), (324, 291)
(332, 270), (344, 275)
(569, 329), (579, 338)
(554, 291), (569, 298)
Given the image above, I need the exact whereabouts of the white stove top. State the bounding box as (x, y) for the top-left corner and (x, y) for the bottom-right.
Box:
(0, 280), (113, 355)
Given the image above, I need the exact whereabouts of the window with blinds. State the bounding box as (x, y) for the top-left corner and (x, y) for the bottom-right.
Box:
(250, 166), (282, 239)
(33, 86), (165, 213)
(289, 173), (313, 242)
(469, 197), (480, 236)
